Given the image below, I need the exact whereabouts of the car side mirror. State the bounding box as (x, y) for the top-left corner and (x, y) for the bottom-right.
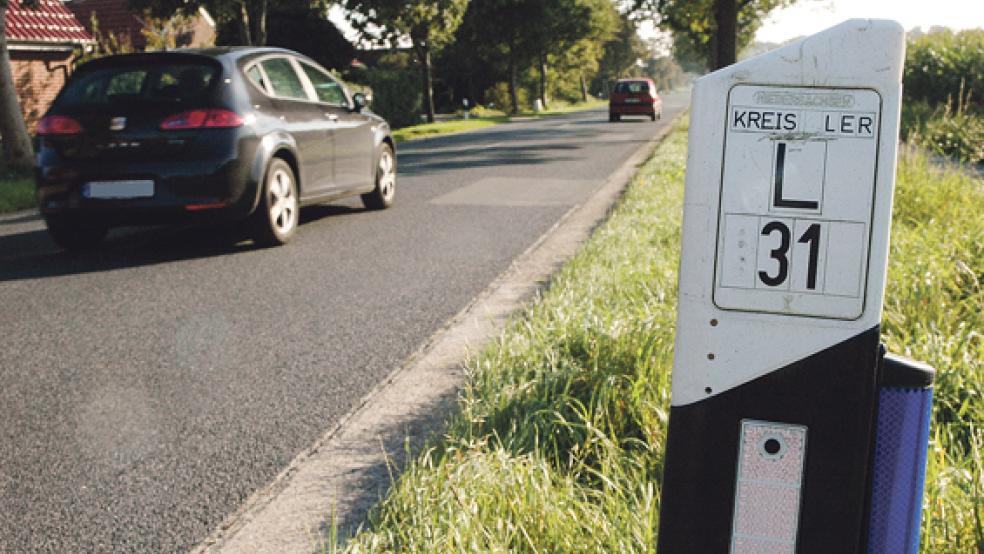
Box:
(352, 92), (369, 112)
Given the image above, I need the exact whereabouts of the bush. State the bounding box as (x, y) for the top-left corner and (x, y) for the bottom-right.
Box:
(361, 68), (422, 129)
(903, 93), (984, 165)
(484, 82), (530, 113)
(905, 29), (984, 111)
(902, 29), (984, 164)
(921, 108), (984, 164)
(466, 105), (506, 118)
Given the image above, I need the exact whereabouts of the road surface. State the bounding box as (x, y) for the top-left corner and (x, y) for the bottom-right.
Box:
(0, 90), (689, 552)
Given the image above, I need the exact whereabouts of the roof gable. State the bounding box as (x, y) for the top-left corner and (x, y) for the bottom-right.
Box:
(6, 0), (94, 45)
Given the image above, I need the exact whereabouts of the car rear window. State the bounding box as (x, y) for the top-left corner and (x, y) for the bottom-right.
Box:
(59, 62), (218, 107)
(615, 81), (649, 94)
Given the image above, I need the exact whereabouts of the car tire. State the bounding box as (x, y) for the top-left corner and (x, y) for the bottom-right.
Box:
(252, 158), (299, 247)
(651, 113), (656, 121)
(609, 113), (620, 122)
(361, 143), (396, 210)
(44, 216), (108, 251)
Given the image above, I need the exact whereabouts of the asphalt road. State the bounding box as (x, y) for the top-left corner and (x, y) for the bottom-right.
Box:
(0, 91), (689, 553)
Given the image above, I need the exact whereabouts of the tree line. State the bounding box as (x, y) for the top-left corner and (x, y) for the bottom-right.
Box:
(0, 0), (797, 168)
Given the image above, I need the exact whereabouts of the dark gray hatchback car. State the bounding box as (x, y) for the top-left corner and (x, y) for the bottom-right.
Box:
(35, 47), (396, 249)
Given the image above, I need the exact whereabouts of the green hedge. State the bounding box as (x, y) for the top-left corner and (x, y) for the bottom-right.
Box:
(905, 29), (983, 111)
(902, 29), (984, 164)
(361, 68), (423, 129)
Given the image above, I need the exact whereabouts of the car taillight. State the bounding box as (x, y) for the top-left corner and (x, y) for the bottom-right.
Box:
(203, 110), (245, 128)
(37, 115), (83, 136)
(160, 109), (244, 130)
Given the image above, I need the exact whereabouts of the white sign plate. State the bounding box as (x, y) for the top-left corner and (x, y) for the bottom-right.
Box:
(713, 85), (881, 320)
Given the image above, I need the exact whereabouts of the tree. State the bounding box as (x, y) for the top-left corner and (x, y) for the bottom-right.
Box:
(528, 0), (617, 108)
(263, 5), (355, 72)
(0, 0), (38, 170)
(632, 0), (795, 70)
(131, 0), (354, 70)
(432, 0), (615, 113)
(129, 0), (276, 46)
(554, 33), (612, 102)
(342, 0), (469, 123)
(456, 0), (546, 113)
(592, 13), (648, 96)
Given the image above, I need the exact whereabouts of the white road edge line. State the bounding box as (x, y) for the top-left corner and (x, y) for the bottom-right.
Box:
(190, 109), (686, 554)
(0, 208), (40, 223)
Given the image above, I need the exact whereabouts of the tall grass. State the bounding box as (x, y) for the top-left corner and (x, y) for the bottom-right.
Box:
(887, 143), (983, 552)
(339, 120), (983, 553)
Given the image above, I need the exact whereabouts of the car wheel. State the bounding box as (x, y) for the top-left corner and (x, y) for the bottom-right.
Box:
(610, 113), (621, 122)
(362, 143), (396, 210)
(44, 216), (108, 251)
(651, 113), (656, 121)
(252, 158), (299, 247)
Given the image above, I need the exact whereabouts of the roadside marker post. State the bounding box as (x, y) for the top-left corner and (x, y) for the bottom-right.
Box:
(656, 20), (935, 554)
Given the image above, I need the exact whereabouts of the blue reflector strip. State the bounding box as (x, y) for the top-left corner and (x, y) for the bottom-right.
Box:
(866, 386), (933, 554)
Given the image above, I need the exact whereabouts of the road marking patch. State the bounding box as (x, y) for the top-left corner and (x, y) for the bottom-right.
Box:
(429, 177), (597, 207)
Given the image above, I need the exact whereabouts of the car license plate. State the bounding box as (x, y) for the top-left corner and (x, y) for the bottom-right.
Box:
(83, 180), (154, 199)
(625, 98), (641, 103)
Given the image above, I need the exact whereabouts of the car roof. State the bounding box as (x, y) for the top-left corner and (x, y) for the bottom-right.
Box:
(171, 46), (297, 61)
(74, 47), (303, 72)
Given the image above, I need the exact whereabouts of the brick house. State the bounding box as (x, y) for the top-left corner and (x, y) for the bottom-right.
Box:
(68, 0), (215, 52)
(6, 0), (93, 128)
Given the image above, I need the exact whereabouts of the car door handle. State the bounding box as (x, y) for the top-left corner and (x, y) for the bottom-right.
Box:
(325, 113), (339, 122)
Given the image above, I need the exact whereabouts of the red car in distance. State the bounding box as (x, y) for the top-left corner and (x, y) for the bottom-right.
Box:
(608, 78), (663, 122)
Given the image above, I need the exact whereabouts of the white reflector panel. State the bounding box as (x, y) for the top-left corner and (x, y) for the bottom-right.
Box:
(731, 420), (808, 553)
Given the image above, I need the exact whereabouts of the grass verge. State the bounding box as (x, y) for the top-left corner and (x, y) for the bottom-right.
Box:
(0, 167), (34, 214)
(392, 118), (506, 143)
(392, 99), (607, 143)
(344, 119), (982, 552)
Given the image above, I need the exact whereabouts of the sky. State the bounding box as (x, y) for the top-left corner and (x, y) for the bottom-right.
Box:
(756, 0), (984, 43)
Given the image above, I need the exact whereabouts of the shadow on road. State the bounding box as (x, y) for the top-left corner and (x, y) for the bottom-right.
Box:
(0, 204), (361, 283)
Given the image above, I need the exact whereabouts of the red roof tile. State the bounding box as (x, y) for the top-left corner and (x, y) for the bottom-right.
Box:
(6, 0), (93, 44)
